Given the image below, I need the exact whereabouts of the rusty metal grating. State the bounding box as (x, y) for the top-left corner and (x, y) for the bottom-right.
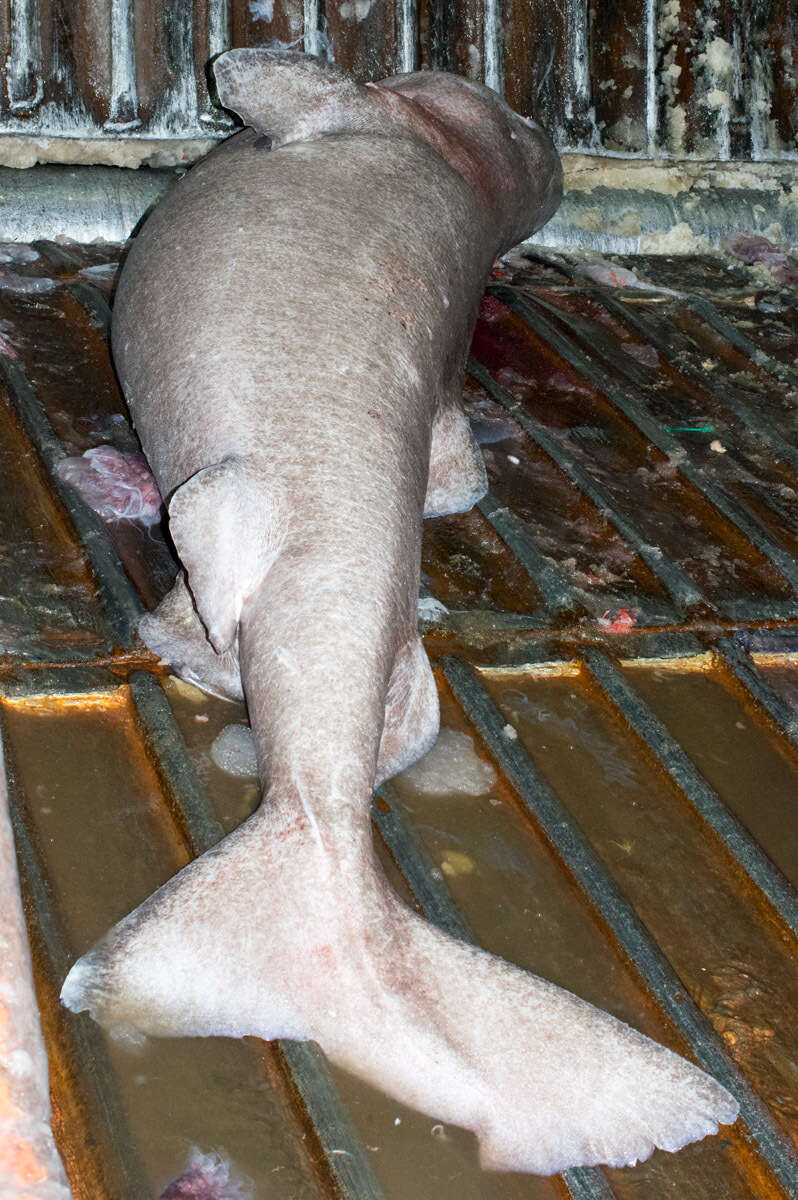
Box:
(0, 241), (797, 1197)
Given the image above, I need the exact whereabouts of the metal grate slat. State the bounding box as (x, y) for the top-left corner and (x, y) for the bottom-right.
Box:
(303, 0), (324, 60)
(202, 0), (235, 128)
(441, 655), (798, 1197)
(483, 0), (504, 95)
(526, 286), (798, 500)
(521, 287), (798, 583)
(7, 0), (42, 112)
(0, 356), (142, 647)
(518, 249), (798, 444)
(67, 280), (113, 339)
(581, 647), (798, 937)
(476, 491), (580, 614)
(686, 295), (798, 392)
(715, 639), (798, 753)
(564, 277), (798, 478)
(130, 671), (228, 855)
(467, 357), (707, 611)
(488, 284), (798, 597)
(374, 782), (473, 943)
(1, 240), (796, 1196)
(397, 0), (419, 73)
(563, 1166), (619, 1200)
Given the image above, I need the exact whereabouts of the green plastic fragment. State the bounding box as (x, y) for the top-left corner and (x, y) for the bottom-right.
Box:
(662, 424), (715, 432)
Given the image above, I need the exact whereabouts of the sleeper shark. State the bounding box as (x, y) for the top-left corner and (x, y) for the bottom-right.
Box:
(61, 49), (738, 1174)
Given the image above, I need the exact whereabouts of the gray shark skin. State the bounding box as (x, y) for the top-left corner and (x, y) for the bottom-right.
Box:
(61, 51), (738, 1175)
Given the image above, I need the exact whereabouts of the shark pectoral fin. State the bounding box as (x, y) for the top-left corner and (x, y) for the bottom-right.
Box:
(168, 459), (280, 655)
(376, 637), (439, 784)
(425, 400), (488, 518)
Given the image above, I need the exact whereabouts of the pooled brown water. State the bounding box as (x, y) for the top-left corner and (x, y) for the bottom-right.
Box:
(1, 692), (314, 1198)
(619, 660), (798, 889)
(4, 660), (787, 1197)
(482, 667), (798, 1160)
(3, 241), (795, 1198)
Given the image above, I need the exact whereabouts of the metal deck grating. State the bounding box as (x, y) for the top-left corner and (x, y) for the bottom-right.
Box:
(0, 242), (796, 1196)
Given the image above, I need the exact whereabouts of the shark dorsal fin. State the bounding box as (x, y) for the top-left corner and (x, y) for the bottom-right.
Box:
(213, 49), (370, 146)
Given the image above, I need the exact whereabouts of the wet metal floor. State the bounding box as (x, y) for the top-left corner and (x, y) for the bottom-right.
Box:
(0, 240), (797, 1198)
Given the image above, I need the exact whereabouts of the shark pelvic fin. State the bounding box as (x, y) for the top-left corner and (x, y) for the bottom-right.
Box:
(425, 399), (488, 517)
(168, 458), (282, 655)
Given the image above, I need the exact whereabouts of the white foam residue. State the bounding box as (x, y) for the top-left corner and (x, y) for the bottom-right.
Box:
(0, 135), (217, 171)
(6, 1048), (33, 1077)
(668, 102), (686, 155)
(706, 87), (730, 111)
(211, 724), (259, 777)
(398, 728), (496, 796)
(578, 261), (641, 287)
(417, 595), (448, 622)
(704, 36), (735, 77)
(340, 0), (375, 19)
(0, 243), (38, 263)
(639, 220), (711, 254)
(248, 0), (275, 20)
(658, 0), (681, 41)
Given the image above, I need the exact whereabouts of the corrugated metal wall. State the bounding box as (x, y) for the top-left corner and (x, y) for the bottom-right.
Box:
(0, 0), (795, 160)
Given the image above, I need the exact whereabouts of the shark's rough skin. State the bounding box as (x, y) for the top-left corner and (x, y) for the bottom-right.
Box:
(61, 50), (738, 1174)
